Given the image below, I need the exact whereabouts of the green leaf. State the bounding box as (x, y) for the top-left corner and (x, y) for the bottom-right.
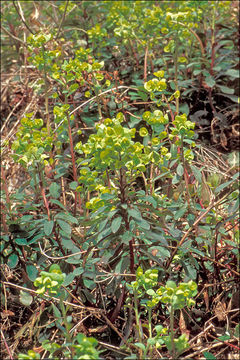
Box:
(127, 208), (142, 220)
(179, 102), (189, 115)
(52, 303), (62, 319)
(56, 219), (71, 234)
(19, 290), (33, 306)
(205, 76), (215, 88)
(203, 351), (217, 359)
(49, 182), (61, 199)
(172, 174), (180, 184)
(28, 232), (43, 245)
(15, 238), (28, 245)
(63, 272), (75, 286)
(234, 324), (240, 338)
(73, 267), (84, 276)
(217, 85), (234, 94)
(225, 69), (239, 78)
(137, 90), (148, 101)
(143, 195), (157, 208)
(191, 164), (202, 183)
(50, 199), (67, 210)
(135, 343), (146, 351)
(98, 218), (108, 232)
(111, 216), (122, 233)
(8, 254), (18, 268)
(144, 231), (168, 246)
(26, 265), (38, 281)
(176, 163), (184, 176)
(69, 181), (78, 190)
(215, 334), (230, 341)
(55, 212), (78, 224)
(44, 220), (54, 236)
(68, 83), (79, 95)
(100, 193), (115, 200)
(216, 93), (239, 103)
(215, 173), (239, 193)
(174, 205), (188, 220)
(135, 218), (150, 230)
(121, 231), (134, 244)
(150, 246), (170, 258)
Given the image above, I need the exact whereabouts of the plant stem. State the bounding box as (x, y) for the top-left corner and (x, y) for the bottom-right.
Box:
(170, 305), (175, 358)
(42, 45), (51, 137)
(66, 111), (82, 215)
(133, 288), (143, 358)
(174, 36), (179, 115)
(180, 135), (191, 209)
(60, 296), (74, 357)
(147, 308), (153, 358)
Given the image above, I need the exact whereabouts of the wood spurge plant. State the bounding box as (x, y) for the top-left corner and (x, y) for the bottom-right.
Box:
(1, 1), (239, 359)
(127, 267), (197, 359)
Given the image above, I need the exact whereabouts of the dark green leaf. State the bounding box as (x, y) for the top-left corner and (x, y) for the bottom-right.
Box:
(191, 164), (202, 183)
(144, 231), (168, 246)
(215, 93), (239, 103)
(50, 199), (68, 210)
(98, 218), (109, 232)
(203, 352), (217, 359)
(63, 272), (75, 286)
(135, 218), (150, 230)
(56, 219), (71, 234)
(150, 246), (170, 258)
(49, 182), (61, 199)
(28, 232), (43, 245)
(234, 324), (240, 338)
(127, 208), (142, 220)
(44, 220), (54, 236)
(55, 212), (78, 224)
(215, 334), (230, 341)
(8, 254), (18, 268)
(139, 249), (163, 266)
(174, 205), (188, 220)
(26, 265), (38, 281)
(143, 195), (157, 208)
(97, 227), (111, 241)
(217, 85), (234, 94)
(215, 173), (239, 193)
(107, 209), (119, 220)
(100, 193), (115, 200)
(52, 303), (62, 319)
(121, 231), (134, 244)
(179, 102), (189, 115)
(15, 238), (28, 245)
(111, 216), (122, 233)
(205, 76), (215, 88)
(73, 267), (84, 276)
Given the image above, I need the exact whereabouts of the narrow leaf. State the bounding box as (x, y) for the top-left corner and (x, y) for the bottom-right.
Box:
(111, 216), (122, 234)
(56, 219), (71, 234)
(44, 220), (54, 236)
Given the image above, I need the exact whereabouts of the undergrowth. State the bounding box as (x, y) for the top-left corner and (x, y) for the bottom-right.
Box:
(1, 1), (239, 359)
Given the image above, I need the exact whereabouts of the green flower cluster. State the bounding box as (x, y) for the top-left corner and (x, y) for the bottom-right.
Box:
(11, 113), (53, 166)
(34, 264), (66, 296)
(156, 279), (198, 309)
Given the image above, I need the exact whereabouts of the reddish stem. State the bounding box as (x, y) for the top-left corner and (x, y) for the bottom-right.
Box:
(67, 112), (82, 215)
(144, 44), (148, 83)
